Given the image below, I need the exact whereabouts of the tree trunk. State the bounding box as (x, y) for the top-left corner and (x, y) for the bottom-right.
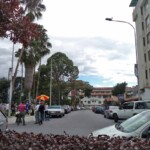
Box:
(12, 48), (24, 93)
(36, 58), (41, 98)
(24, 64), (34, 101)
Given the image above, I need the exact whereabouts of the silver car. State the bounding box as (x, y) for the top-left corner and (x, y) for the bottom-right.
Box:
(0, 110), (8, 131)
(89, 110), (150, 138)
(46, 105), (65, 118)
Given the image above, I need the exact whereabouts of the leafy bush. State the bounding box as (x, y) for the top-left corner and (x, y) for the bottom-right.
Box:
(0, 131), (150, 150)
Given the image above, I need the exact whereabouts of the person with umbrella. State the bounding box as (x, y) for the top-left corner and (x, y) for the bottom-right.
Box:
(38, 100), (45, 125)
(36, 95), (49, 124)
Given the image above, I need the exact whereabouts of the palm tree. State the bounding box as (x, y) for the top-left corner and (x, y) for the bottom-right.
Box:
(12, 0), (46, 99)
(15, 25), (52, 101)
(20, 0), (46, 21)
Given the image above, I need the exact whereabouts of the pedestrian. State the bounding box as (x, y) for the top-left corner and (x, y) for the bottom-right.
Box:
(38, 100), (45, 125)
(11, 103), (15, 116)
(18, 101), (26, 125)
(44, 103), (50, 121)
(34, 101), (40, 124)
(25, 101), (30, 115)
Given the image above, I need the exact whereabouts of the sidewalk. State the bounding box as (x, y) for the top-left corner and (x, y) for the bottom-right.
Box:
(8, 115), (35, 124)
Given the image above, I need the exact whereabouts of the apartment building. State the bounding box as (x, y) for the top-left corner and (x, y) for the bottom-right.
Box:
(91, 87), (112, 99)
(130, 0), (150, 100)
(79, 86), (139, 107)
(80, 87), (113, 107)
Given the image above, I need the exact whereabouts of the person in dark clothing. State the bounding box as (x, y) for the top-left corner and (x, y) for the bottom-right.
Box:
(38, 100), (45, 125)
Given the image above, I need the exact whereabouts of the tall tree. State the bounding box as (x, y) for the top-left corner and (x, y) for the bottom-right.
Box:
(39, 52), (79, 104)
(112, 82), (127, 96)
(0, 78), (9, 103)
(15, 25), (52, 101)
(0, 0), (40, 46)
(0, 0), (41, 105)
(20, 0), (46, 21)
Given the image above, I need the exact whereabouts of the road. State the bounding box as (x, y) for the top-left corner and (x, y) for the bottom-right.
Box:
(8, 110), (114, 137)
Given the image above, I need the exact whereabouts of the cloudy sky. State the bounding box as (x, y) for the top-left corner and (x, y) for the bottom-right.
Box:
(0, 0), (137, 87)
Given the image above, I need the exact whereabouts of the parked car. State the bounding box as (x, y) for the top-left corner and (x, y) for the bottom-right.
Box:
(89, 110), (150, 138)
(104, 106), (119, 119)
(95, 106), (105, 114)
(76, 106), (81, 110)
(92, 106), (96, 112)
(46, 105), (65, 118)
(111, 100), (150, 122)
(0, 110), (8, 132)
(62, 105), (71, 114)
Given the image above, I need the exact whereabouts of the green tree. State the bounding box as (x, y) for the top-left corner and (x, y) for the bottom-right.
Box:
(21, 0), (46, 21)
(39, 52), (79, 104)
(0, 78), (9, 103)
(15, 25), (52, 101)
(112, 82), (127, 96)
(65, 80), (93, 106)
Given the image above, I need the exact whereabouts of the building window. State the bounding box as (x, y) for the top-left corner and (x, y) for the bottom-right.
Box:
(145, 70), (148, 79)
(142, 22), (144, 31)
(148, 50), (150, 61)
(88, 101), (91, 104)
(143, 37), (146, 46)
(144, 53), (147, 62)
(141, 7), (143, 16)
(144, 0), (149, 14)
(146, 16), (150, 27)
(147, 32), (150, 44)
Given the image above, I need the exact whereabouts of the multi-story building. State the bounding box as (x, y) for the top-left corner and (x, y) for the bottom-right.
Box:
(80, 86), (138, 107)
(130, 0), (150, 100)
(91, 87), (112, 99)
(80, 87), (114, 108)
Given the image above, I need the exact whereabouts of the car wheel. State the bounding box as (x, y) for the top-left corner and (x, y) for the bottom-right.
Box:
(113, 114), (118, 123)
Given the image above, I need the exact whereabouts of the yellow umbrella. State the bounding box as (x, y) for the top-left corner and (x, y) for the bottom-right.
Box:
(36, 95), (49, 101)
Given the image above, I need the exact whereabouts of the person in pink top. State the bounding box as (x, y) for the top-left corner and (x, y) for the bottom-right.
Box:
(18, 101), (26, 125)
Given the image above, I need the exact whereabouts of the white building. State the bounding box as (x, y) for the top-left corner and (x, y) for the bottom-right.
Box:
(130, 0), (150, 100)
(80, 87), (112, 107)
(80, 97), (103, 108)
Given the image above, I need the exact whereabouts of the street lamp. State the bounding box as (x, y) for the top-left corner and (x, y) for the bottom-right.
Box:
(105, 17), (140, 100)
(49, 58), (52, 106)
(8, 43), (15, 117)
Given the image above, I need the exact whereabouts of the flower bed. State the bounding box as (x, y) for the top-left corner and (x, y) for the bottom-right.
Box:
(0, 131), (150, 150)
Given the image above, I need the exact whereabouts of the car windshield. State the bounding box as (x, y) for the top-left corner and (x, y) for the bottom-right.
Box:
(48, 106), (61, 109)
(116, 111), (150, 133)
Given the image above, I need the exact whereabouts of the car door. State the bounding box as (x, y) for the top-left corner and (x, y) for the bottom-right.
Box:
(121, 102), (134, 119)
(134, 102), (146, 114)
(140, 126), (150, 138)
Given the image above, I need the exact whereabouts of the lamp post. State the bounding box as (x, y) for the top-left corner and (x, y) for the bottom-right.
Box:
(49, 58), (52, 106)
(105, 17), (140, 100)
(8, 43), (15, 117)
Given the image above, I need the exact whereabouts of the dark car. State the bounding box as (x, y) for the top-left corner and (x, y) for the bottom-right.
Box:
(95, 106), (105, 114)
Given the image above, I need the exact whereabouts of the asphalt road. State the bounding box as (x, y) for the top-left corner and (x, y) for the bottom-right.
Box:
(8, 110), (114, 137)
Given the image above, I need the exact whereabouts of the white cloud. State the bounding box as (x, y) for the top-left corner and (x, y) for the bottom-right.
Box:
(0, 0), (137, 87)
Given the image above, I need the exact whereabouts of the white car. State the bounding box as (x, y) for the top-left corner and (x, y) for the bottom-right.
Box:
(104, 106), (119, 118)
(111, 100), (150, 122)
(46, 105), (65, 118)
(89, 110), (150, 138)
